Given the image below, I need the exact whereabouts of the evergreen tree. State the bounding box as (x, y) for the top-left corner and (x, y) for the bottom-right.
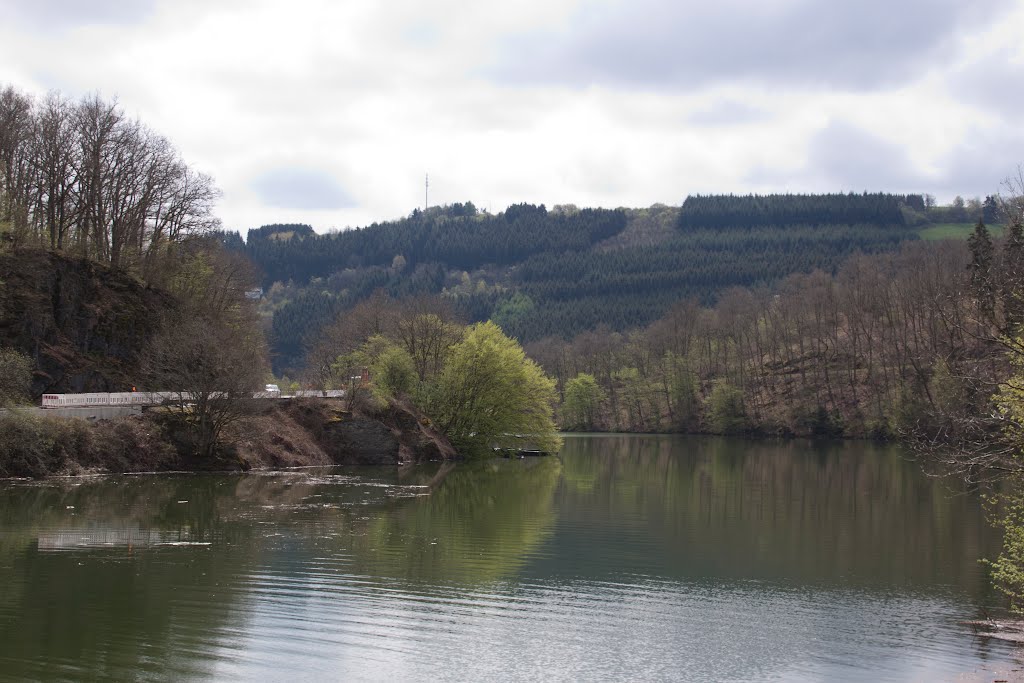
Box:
(1004, 218), (1024, 332)
(968, 220), (995, 322)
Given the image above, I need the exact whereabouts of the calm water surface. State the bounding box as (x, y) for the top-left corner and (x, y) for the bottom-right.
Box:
(0, 434), (1018, 681)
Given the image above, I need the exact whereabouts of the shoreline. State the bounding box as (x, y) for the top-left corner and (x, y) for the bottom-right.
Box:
(0, 398), (455, 480)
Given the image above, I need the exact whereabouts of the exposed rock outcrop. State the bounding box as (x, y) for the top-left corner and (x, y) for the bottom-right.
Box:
(237, 398), (456, 468)
(0, 250), (170, 396)
(1, 397), (456, 479)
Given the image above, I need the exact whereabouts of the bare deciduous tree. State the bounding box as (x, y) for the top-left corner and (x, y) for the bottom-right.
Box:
(0, 85), (219, 276)
(143, 312), (268, 458)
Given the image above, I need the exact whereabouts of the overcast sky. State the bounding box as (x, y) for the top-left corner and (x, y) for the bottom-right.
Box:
(2, 0), (1023, 232)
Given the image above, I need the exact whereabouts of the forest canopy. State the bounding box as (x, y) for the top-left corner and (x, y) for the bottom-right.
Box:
(234, 193), (925, 372)
(312, 300), (561, 457)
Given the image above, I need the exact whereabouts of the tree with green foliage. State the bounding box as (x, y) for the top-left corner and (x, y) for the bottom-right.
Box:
(993, 337), (1024, 447)
(330, 335), (419, 407)
(987, 492), (1024, 613)
(368, 341), (417, 401)
(429, 321), (561, 456)
(491, 292), (537, 333)
(707, 380), (746, 434)
(974, 334), (1024, 612)
(561, 373), (606, 431)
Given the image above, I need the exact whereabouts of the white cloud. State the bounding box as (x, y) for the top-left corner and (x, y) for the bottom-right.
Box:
(0, 0), (1021, 231)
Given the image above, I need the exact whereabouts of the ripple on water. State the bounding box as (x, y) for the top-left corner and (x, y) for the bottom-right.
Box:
(0, 438), (1020, 682)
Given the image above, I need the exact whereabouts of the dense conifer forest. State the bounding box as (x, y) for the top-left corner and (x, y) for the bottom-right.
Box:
(230, 193), (925, 371)
(677, 192), (922, 229)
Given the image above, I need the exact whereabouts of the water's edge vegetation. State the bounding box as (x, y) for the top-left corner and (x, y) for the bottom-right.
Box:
(0, 398), (455, 479)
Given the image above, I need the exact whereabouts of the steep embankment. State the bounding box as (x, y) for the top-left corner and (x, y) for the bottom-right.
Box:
(0, 250), (170, 396)
(227, 398), (455, 469)
(0, 250), (456, 478)
(0, 398), (455, 479)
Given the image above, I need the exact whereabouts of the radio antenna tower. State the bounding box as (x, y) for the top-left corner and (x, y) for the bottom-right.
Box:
(425, 173), (429, 210)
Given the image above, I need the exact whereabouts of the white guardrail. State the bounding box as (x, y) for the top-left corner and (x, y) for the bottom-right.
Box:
(41, 390), (345, 409)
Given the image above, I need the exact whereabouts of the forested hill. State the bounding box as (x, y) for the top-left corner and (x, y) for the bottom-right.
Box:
(244, 203), (626, 286)
(678, 192), (922, 229)
(230, 194), (924, 373)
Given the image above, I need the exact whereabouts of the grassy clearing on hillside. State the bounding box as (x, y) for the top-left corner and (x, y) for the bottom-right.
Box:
(919, 223), (975, 241)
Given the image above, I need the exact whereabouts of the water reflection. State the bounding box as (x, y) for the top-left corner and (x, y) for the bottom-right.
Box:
(348, 457), (561, 584)
(552, 435), (998, 591)
(0, 436), (1015, 681)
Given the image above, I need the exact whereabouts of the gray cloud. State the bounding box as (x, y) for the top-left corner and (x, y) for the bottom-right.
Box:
(687, 100), (768, 126)
(251, 168), (356, 210)
(805, 122), (923, 191)
(952, 50), (1024, 124)
(748, 120), (1024, 200)
(928, 131), (1024, 200)
(745, 122), (923, 192)
(489, 0), (1013, 91)
(4, 0), (156, 28)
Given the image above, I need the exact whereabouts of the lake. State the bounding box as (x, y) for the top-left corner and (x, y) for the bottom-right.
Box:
(0, 434), (1018, 681)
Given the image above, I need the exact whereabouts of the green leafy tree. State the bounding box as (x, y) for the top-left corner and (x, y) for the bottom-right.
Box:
(561, 373), (605, 431)
(430, 321), (561, 456)
(994, 339), (1024, 446)
(370, 343), (417, 401)
(337, 334), (417, 404)
(980, 336), (1024, 612)
(707, 380), (746, 434)
(491, 292), (536, 337)
(986, 491), (1024, 613)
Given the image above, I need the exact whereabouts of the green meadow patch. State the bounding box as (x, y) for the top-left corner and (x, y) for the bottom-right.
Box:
(919, 223), (976, 241)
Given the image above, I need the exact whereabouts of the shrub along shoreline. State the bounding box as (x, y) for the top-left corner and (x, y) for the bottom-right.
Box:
(0, 398), (455, 479)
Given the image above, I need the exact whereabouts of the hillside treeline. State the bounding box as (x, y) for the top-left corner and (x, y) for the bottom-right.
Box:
(0, 85), (219, 275)
(502, 224), (910, 340)
(240, 195), (921, 372)
(527, 221), (1021, 437)
(242, 203), (627, 286)
(677, 192), (923, 230)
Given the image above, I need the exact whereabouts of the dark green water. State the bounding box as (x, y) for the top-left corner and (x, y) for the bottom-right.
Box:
(0, 434), (1018, 681)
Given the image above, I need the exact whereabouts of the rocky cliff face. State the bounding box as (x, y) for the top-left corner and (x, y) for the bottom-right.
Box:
(0, 250), (170, 396)
(231, 398), (456, 468)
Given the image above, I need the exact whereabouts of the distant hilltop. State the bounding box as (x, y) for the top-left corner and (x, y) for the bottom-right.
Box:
(224, 193), (957, 373)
